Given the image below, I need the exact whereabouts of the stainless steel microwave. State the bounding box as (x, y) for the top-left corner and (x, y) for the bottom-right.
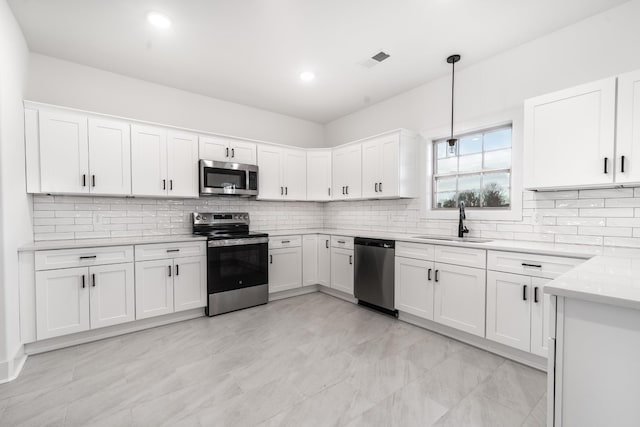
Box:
(199, 159), (258, 197)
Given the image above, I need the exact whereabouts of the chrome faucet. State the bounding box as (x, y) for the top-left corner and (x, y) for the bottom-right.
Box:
(458, 201), (469, 238)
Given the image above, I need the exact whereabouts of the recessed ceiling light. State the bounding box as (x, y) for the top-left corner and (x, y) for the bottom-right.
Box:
(299, 71), (315, 82)
(147, 12), (171, 29)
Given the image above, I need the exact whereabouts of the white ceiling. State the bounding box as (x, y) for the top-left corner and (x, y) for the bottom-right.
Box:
(9, 0), (629, 123)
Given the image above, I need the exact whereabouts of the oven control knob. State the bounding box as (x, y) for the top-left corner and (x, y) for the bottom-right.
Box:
(196, 215), (201, 220)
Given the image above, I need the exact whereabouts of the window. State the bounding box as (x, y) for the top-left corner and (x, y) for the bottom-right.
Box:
(433, 125), (512, 209)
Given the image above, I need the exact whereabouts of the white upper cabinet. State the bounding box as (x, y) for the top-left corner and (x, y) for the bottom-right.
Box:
(131, 125), (198, 198)
(39, 110), (89, 194)
(524, 77), (617, 189)
(199, 135), (257, 165)
(131, 124), (168, 197)
(615, 69), (640, 185)
(88, 118), (131, 195)
(307, 150), (332, 201)
(257, 144), (307, 200)
(167, 131), (199, 198)
(332, 144), (362, 200)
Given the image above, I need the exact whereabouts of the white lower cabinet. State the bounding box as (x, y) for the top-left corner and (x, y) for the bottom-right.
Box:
(89, 263), (135, 329)
(530, 277), (551, 357)
(330, 247), (354, 296)
(486, 271), (531, 352)
(395, 256), (435, 320)
(269, 246), (302, 293)
(317, 235), (331, 287)
(302, 235), (319, 286)
(173, 256), (207, 312)
(135, 259), (174, 319)
(36, 267), (91, 340)
(433, 263), (486, 337)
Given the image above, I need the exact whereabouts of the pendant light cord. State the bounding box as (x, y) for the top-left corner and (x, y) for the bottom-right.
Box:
(450, 59), (455, 140)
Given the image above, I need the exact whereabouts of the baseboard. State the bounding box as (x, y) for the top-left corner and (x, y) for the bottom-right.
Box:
(399, 311), (547, 372)
(0, 345), (27, 384)
(269, 285), (319, 301)
(25, 308), (205, 355)
(317, 285), (358, 304)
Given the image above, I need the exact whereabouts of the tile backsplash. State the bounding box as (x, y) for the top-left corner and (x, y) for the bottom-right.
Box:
(32, 195), (324, 241)
(32, 187), (640, 248)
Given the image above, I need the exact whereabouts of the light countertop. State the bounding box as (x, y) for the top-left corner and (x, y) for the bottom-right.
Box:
(18, 235), (207, 252)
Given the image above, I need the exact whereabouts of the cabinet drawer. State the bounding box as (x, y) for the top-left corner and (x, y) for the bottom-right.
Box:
(35, 246), (134, 271)
(487, 250), (584, 279)
(396, 242), (435, 261)
(269, 235), (302, 249)
(435, 245), (486, 269)
(331, 236), (354, 250)
(134, 241), (206, 261)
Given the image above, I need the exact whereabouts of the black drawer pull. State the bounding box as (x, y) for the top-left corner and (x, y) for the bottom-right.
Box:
(281, 240), (290, 244)
(176, 264), (179, 276)
(166, 249), (180, 253)
(621, 155), (626, 173)
(92, 274), (96, 287)
(604, 157), (608, 174)
(522, 263), (542, 268)
(523, 285), (528, 301)
(79, 255), (97, 260)
(534, 286), (539, 303)
(337, 240), (346, 244)
(428, 268), (432, 281)
(82, 275), (85, 289)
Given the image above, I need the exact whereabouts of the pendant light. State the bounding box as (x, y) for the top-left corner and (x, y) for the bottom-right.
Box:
(446, 54), (461, 154)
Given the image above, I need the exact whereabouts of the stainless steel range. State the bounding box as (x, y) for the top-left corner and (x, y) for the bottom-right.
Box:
(192, 212), (268, 316)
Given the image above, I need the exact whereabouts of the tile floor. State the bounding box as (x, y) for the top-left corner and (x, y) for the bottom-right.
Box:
(0, 292), (546, 426)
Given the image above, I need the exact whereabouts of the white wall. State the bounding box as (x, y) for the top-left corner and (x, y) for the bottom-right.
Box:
(0, 0), (31, 381)
(325, 0), (640, 145)
(26, 54), (326, 148)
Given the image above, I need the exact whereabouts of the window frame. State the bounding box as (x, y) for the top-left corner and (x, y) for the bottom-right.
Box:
(433, 124), (513, 210)
(421, 109), (523, 221)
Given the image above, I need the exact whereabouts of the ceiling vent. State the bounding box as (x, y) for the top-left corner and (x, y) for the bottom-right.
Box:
(371, 51), (390, 62)
(358, 50), (391, 68)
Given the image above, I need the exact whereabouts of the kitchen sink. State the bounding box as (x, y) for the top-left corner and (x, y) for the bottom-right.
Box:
(412, 236), (493, 243)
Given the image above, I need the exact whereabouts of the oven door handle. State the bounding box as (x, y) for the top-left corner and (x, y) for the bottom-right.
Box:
(207, 237), (269, 247)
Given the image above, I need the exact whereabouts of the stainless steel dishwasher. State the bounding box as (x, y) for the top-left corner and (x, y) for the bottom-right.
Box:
(354, 237), (396, 315)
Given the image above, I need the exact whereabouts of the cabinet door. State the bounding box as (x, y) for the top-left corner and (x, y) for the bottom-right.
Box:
(344, 144), (362, 199)
(395, 257), (434, 320)
(199, 135), (230, 162)
(88, 118), (131, 195)
(530, 277), (551, 357)
(283, 148), (307, 200)
(173, 256), (207, 312)
(361, 139), (381, 198)
(257, 145), (283, 200)
(616, 69), (640, 184)
(229, 140), (257, 165)
(330, 247), (354, 296)
(131, 125), (168, 197)
(302, 235), (318, 286)
(524, 77), (616, 189)
(379, 134), (400, 197)
(89, 263), (135, 329)
(307, 151), (332, 201)
(135, 259), (174, 319)
(332, 146), (349, 201)
(317, 235), (331, 287)
(39, 110), (89, 194)
(433, 263), (486, 337)
(269, 247), (302, 293)
(167, 131), (199, 198)
(35, 267), (90, 339)
(486, 271), (531, 352)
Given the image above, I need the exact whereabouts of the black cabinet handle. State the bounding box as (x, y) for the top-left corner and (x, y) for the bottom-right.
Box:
(337, 240), (346, 244)
(92, 274), (96, 287)
(285, 187), (288, 195)
(269, 255), (273, 264)
(82, 275), (85, 289)
(342, 186), (345, 195)
(434, 270), (439, 283)
(92, 175), (96, 187)
(231, 148), (235, 158)
(226, 147), (229, 158)
(523, 285), (528, 301)
(428, 268), (432, 281)
(281, 186), (284, 195)
(349, 255), (353, 265)
(79, 255), (97, 260)
(328, 187), (331, 196)
(163, 179), (166, 190)
(169, 179), (173, 190)
(604, 157), (608, 174)
(325, 240), (329, 249)
(281, 240), (290, 244)
(621, 156), (626, 173)
(168, 265), (172, 277)
(522, 263), (542, 269)
(166, 249), (180, 253)
(346, 186), (349, 195)
(82, 174), (86, 187)
(534, 286), (539, 303)
(176, 264), (179, 276)
(375, 183), (378, 192)
(379, 182), (383, 192)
